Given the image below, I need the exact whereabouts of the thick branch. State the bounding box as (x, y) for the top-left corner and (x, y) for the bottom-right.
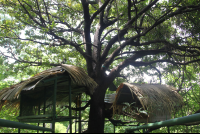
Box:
(81, 0), (94, 76)
(128, 0), (131, 20)
(81, 0), (92, 49)
(106, 53), (145, 84)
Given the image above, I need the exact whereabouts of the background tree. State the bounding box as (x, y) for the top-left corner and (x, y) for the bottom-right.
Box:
(0, 0), (200, 133)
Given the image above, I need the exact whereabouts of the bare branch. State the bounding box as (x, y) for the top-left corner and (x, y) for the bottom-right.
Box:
(100, 28), (119, 42)
(0, 36), (50, 45)
(17, 0), (44, 27)
(42, 0), (51, 23)
(0, 47), (60, 67)
(35, 0), (46, 26)
(101, 0), (159, 63)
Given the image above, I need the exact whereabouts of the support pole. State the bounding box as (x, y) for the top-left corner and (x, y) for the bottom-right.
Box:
(69, 76), (72, 133)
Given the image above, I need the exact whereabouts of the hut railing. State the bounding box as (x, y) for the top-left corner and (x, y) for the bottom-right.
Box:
(125, 113), (200, 133)
(0, 118), (53, 132)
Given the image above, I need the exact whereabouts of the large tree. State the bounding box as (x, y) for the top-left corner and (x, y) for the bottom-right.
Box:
(1, 0), (200, 133)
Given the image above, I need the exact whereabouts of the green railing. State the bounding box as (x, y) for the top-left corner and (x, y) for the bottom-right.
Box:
(125, 113), (200, 133)
(0, 118), (53, 132)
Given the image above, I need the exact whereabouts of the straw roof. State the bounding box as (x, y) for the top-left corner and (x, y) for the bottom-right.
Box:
(0, 64), (98, 112)
(108, 83), (183, 123)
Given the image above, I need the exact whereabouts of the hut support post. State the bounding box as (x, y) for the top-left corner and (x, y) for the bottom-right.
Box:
(75, 111), (77, 133)
(75, 95), (82, 133)
(167, 126), (170, 133)
(43, 88), (46, 133)
(37, 103), (41, 133)
(79, 110), (81, 133)
(79, 95), (81, 133)
(52, 77), (58, 133)
(18, 92), (23, 133)
(69, 76), (72, 133)
(75, 96), (77, 133)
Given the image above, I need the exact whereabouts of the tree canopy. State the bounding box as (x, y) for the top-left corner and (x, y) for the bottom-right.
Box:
(0, 0), (200, 133)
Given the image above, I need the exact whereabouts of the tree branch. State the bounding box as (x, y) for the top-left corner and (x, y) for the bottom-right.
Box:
(128, 59), (200, 67)
(81, 0), (93, 76)
(100, 28), (119, 42)
(17, 0), (45, 27)
(81, 0), (92, 49)
(128, 0), (131, 20)
(90, 0), (111, 23)
(143, 5), (200, 36)
(150, 65), (162, 84)
(0, 49), (60, 67)
(101, 0), (159, 63)
(42, 0), (51, 23)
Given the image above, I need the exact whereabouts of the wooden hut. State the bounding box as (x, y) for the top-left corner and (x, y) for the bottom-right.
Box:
(105, 82), (183, 123)
(0, 64), (98, 132)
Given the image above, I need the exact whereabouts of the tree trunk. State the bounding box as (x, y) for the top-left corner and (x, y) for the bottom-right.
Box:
(88, 78), (109, 133)
(88, 95), (105, 133)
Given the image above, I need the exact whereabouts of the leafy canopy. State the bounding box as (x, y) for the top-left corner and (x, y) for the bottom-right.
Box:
(0, 0), (200, 133)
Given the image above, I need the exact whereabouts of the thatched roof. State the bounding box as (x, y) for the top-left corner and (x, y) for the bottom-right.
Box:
(0, 64), (98, 112)
(105, 82), (183, 123)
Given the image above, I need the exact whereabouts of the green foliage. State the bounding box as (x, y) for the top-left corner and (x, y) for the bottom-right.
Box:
(55, 122), (67, 133)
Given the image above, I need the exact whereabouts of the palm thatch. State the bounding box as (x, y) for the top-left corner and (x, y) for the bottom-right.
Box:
(61, 64), (97, 92)
(0, 64), (98, 113)
(105, 82), (183, 123)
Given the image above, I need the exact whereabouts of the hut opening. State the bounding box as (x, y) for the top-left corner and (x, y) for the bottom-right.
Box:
(105, 82), (183, 123)
(0, 64), (98, 133)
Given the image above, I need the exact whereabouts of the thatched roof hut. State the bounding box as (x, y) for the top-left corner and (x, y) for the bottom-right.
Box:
(105, 82), (183, 123)
(0, 64), (98, 114)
